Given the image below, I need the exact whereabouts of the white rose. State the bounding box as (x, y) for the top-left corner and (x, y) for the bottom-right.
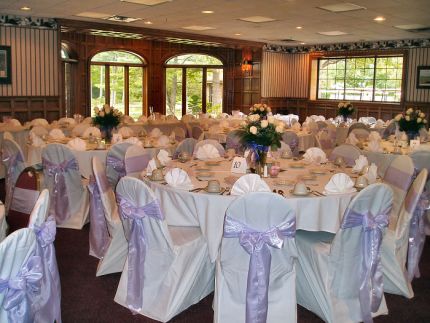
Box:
(424, 119), (428, 124)
(250, 126), (258, 135)
(267, 107), (271, 112)
(275, 125), (284, 133)
(406, 108), (413, 115)
(94, 107), (100, 114)
(405, 115), (410, 121)
(105, 106), (111, 114)
(394, 114), (402, 121)
(338, 102), (343, 108)
(250, 107), (254, 112)
(99, 111), (105, 117)
(260, 107), (264, 112)
(348, 107), (353, 111)
(267, 116), (275, 124)
(240, 121), (247, 127)
(261, 120), (269, 128)
(419, 112), (425, 118)
(417, 118), (422, 123)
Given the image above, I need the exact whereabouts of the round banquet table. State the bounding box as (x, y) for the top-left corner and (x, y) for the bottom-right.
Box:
(336, 125), (387, 145)
(144, 158), (357, 262)
(27, 139), (178, 178)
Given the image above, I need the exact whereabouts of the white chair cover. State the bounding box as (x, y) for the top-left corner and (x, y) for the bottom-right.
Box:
(347, 122), (369, 135)
(383, 155), (415, 230)
(8, 119), (22, 126)
(214, 192), (297, 323)
(296, 183), (393, 323)
(0, 204), (5, 242)
(58, 117), (76, 126)
(351, 128), (370, 140)
(82, 117), (93, 124)
(114, 177), (214, 322)
(137, 115), (147, 123)
(316, 130), (335, 153)
(329, 144), (362, 166)
(124, 145), (151, 178)
(381, 169), (427, 298)
(410, 150), (430, 175)
(225, 130), (244, 154)
(173, 127), (186, 141)
(118, 126), (135, 138)
(0, 228), (39, 322)
(106, 142), (133, 188)
(91, 157), (127, 276)
(41, 144), (89, 229)
(122, 115), (135, 124)
(30, 126), (49, 137)
(173, 138), (197, 159)
(48, 128), (65, 140)
(82, 126), (101, 139)
(282, 131), (300, 156)
(1, 138), (27, 213)
(193, 139), (225, 157)
(71, 123), (90, 137)
(27, 190), (62, 323)
(191, 126), (204, 140)
(30, 118), (49, 127)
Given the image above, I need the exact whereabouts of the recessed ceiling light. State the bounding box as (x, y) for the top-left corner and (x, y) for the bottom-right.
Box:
(75, 12), (111, 19)
(20, 6), (31, 11)
(317, 30), (348, 36)
(104, 15), (142, 23)
(182, 25), (215, 31)
(300, 42), (306, 45)
(234, 33), (242, 36)
(239, 16), (276, 23)
(120, 0), (172, 5)
(296, 26), (303, 29)
(202, 10), (214, 14)
(374, 16), (385, 22)
(144, 21), (153, 24)
(317, 3), (366, 13)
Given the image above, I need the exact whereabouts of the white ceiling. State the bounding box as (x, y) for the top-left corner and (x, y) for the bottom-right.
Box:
(1, 0), (430, 45)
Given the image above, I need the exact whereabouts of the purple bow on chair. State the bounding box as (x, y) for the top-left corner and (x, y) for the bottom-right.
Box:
(223, 216), (296, 323)
(107, 156), (126, 178)
(116, 194), (164, 313)
(33, 216), (62, 323)
(1, 149), (23, 209)
(341, 207), (391, 323)
(407, 192), (429, 281)
(0, 255), (43, 323)
(42, 158), (79, 224)
(88, 177), (110, 259)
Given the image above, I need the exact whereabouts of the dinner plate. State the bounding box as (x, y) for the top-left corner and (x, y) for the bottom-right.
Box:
(290, 162), (306, 168)
(310, 169), (328, 175)
(203, 187), (226, 194)
(274, 179), (294, 187)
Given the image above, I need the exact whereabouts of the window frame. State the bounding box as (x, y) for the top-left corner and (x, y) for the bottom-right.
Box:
(316, 54), (405, 103)
(164, 53), (224, 116)
(89, 50), (147, 117)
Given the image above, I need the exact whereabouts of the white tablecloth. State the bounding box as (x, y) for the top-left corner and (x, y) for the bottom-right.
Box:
(145, 159), (356, 261)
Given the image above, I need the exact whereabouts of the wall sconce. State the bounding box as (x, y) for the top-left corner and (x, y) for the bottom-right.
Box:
(241, 59), (253, 75)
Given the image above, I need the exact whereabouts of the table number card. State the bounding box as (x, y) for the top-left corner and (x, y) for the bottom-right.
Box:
(410, 140), (420, 150)
(231, 157), (247, 174)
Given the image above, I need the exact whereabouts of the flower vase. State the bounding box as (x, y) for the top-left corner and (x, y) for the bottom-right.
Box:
(406, 131), (418, 144)
(251, 150), (268, 176)
(342, 115), (348, 123)
(101, 125), (115, 143)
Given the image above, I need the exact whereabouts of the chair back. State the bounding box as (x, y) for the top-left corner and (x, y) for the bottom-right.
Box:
(225, 130), (244, 154)
(383, 155), (415, 230)
(0, 204), (5, 242)
(316, 121), (327, 130)
(351, 128), (370, 140)
(122, 115), (135, 123)
(124, 144), (151, 178)
(71, 123), (90, 137)
(41, 144), (83, 225)
(282, 131), (300, 157)
(30, 118), (49, 127)
(106, 142), (132, 188)
(173, 127), (186, 141)
(0, 228), (38, 323)
(382, 120), (396, 139)
(193, 139), (225, 157)
(316, 130), (336, 151)
(191, 126), (204, 140)
(410, 150), (430, 174)
(58, 117), (76, 127)
(1, 138), (26, 213)
(30, 126), (49, 137)
(118, 126), (135, 138)
(173, 138), (197, 159)
(27, 189), (50, 229)
(7, 167), (40, 234)
(82, 126), (101, 138)
(329, 144), (361, 166)
(347, 122), (369, 135)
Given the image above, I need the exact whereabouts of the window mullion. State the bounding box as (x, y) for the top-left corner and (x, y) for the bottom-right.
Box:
(372, 57), (376, 102)
(125, 66), (129, 116)
(202, 67), (207, 113)
(106, 64), (110, 106)
(343, 58), (347, 100)
(182, 67), (187, 116)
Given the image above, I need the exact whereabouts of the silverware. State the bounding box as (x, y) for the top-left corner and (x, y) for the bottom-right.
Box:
(190, 187), (202, 192)
(312, 190), (324, 196)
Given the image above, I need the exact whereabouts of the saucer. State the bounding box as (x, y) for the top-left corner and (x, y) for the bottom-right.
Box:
(274, 179), (294, 187)
(290, 162), (306, 168)
(301, 174), (317, 181)
(195, 165), (210, 172)
(203, 187), (225, 194)
(149, 176), (164, 182)
(310, 169), (328, 175)
(290, 187), (311, 196)
(205, 160), (221, 166)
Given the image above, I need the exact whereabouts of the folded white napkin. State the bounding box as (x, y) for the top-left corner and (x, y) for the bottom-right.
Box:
(368, 131), (381, 142)
(230, 174), (271, 196)
(67, 137), (86, 151)
(150, 128), (162, 138)
(352, 155), (369, 172)
(157, 135), (170, 147)
(195, 144), (221, 160)
(124, 137), (142, 146)
(368, 140), (383, 152)
(145, 159), (157, 175)
(365, 163), (378, 184)
(346, 132), (359, 145)
(49, 128), (65, 140)
(324, 173), (355, 194)
(82, 126), (101, 138)
(303, 147), (327, 164)
(31, 133), (45, 147)
(118, 127), (134, 138)
(157, 149), (171, 166)
(291, 123), (301, 131)
(111, 133), (123, 144)
(165, 168), (193, 190)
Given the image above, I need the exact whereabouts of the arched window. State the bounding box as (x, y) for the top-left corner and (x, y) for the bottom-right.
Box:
(165, 54), (223, 118)
(90, 50), (146, 119)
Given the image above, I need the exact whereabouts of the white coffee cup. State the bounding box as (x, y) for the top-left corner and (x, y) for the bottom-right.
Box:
(293, 181), (308, 194)
(207, 179), (221, 192)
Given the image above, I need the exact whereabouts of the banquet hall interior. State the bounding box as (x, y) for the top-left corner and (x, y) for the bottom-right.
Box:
(0, 0), (429, 322)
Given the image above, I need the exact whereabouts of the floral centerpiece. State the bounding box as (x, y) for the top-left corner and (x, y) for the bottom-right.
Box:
(92, 104), (123, 142)
(337, 102), (354, 122)
(238, 113), (284, 174)
(249, 103), (271, 118)
(394, 108), (427, 141)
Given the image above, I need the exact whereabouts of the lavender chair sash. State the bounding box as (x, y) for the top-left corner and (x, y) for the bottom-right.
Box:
(2, 149), (23, 208)
(116, 194), (164, 313)
(33, 216), (62, 323)
(88, 177), (110, 259)
(42, 157), (79, 224)
(407, 192), (429, 281)
(223, 216), (296, 323)
(341, 207), (390, 323)
(0, 255), (43, 323)
(106, 155), (126, 178)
